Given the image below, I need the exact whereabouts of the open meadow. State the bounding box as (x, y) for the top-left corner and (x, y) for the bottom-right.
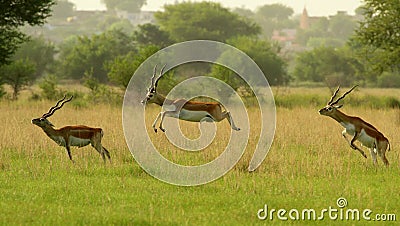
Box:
(1, 87), (399, 225)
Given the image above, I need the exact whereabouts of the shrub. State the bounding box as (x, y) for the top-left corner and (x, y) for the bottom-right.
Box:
(38, 75), (64, 100)
(83, 69), (122, 105)
(0, 85), (5, 99)
(377, 72), (400, 88)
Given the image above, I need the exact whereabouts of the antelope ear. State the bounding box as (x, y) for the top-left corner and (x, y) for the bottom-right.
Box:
(336, 104), (343, 109)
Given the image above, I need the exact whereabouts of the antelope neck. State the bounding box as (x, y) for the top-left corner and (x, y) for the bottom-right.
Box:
(154, 94), (174, 106)
(40, 124), (60, 137)
(329, 109), (353, 124)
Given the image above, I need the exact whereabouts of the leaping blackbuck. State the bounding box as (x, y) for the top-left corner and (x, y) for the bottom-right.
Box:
(319, 85), (390, 165)
(141, 65), (241, 133)
(32, 96), (111, 162)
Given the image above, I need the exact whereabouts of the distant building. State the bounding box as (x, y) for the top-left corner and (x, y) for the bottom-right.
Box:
(116, 10), (155, 26)
(271, 29), (297, 48)
(74, 10), (106, 21)
(300, 7), (325, 30)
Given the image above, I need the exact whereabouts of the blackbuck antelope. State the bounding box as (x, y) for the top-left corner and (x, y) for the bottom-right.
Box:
(141, 65), (241, 133)
(319, 85), (390, 165)
(32, 96), (111, 162)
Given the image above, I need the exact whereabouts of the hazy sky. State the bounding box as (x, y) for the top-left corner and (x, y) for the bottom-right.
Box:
(69, 0), (363, 16)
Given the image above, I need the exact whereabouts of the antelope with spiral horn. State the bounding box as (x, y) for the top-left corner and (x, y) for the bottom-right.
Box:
(141, 64), (241, 133)
(318, 85), (390, 165)
(32, 96), (111, 162)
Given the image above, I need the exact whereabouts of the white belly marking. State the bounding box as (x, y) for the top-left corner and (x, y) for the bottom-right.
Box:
(50, 136), (66, 146)
(340, 123), (376, 148)
(357, 129), (375, 148)
(69, 137), (91, 147)
(178, 109), (212, 122)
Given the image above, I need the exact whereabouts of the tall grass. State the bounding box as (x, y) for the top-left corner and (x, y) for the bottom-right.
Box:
(1, 88), (400, 225)
(273, 87), (400, 109)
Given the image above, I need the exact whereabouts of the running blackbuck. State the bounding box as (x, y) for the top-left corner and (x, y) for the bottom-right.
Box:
(319, 85), (390, 165)
(141, 65), (241, 133)
(32, 96), (111, 162)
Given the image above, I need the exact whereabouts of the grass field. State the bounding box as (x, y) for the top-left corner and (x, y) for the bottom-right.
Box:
(1, 88), (399, 225)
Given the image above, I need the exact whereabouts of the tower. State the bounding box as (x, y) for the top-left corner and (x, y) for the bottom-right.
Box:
(300, 7), (309, 30)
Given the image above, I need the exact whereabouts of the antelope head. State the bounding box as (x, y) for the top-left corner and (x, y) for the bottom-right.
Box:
(32, 96), (73, 128)
(141, 64), (167, 105)
(319, 85), (358, 116)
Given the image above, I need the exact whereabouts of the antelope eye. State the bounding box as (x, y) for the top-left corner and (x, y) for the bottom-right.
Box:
(327, 106), (332, 111)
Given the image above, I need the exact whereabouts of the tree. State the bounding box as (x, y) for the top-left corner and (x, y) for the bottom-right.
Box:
(256, 4), (294, 21)
(296, 17), (330, 46)
(293, 46), (363, 86)
(354, 0), (400, 72)
(107, 45), (160, 88)
(0, 59), (36, 99)
(254, 4), (295, 37)
(57, 29), (135, 82)
(101, 0), (146, 13)
(209, 36), (288, 87)
(0, 0), (54, 66)
(133, 23), (173, 47)
(155, 2), (260, 42)
(12, 37), (56, 78)
(329, 13), (357, 40)
(232, 7), (254, 19)
(51, 0), (75, 19)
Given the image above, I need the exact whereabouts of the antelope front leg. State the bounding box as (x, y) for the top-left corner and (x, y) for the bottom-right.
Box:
(369, 147), (378, 165)
(159, 111), (177, 132)
(65, 145), (75, 163)
(152, 112), (162, 133)
(345, 131), (367, 159)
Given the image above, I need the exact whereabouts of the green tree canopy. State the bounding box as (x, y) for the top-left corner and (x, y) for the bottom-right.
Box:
(256, 3), (294, 21)
(155, 2), (260, 42)
(12, 37), (56, 78)
(51, 0), (75, 19)
(209, 36), (288, 87)
(254, 4), (295, 37)
(0, 0), (54, 66)
(293, 46), (363, 86)
(101, 0), (146, 12)
(232, 7), (255, 19)
(57, 29), (135, 82)
(354, 0), (400, 72)
(329, 13), (357, 40)
(133, 23), (172, 47)
(107, 45), (160, 88)
(0, 59), (36, 99)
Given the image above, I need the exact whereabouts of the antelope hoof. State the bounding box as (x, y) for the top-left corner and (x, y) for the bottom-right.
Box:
(362, 152), (367, 159)
(159, 127), (165, 132)
(153, 128), (158, 133)
(234, 127), (241, 131)
(350, 145), (356, 150)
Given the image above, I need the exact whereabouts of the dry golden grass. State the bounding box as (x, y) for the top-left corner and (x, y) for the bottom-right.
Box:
(1, 89), (400, 224)
(272, 86), (400, 97)
(2, 96), (399, 174)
